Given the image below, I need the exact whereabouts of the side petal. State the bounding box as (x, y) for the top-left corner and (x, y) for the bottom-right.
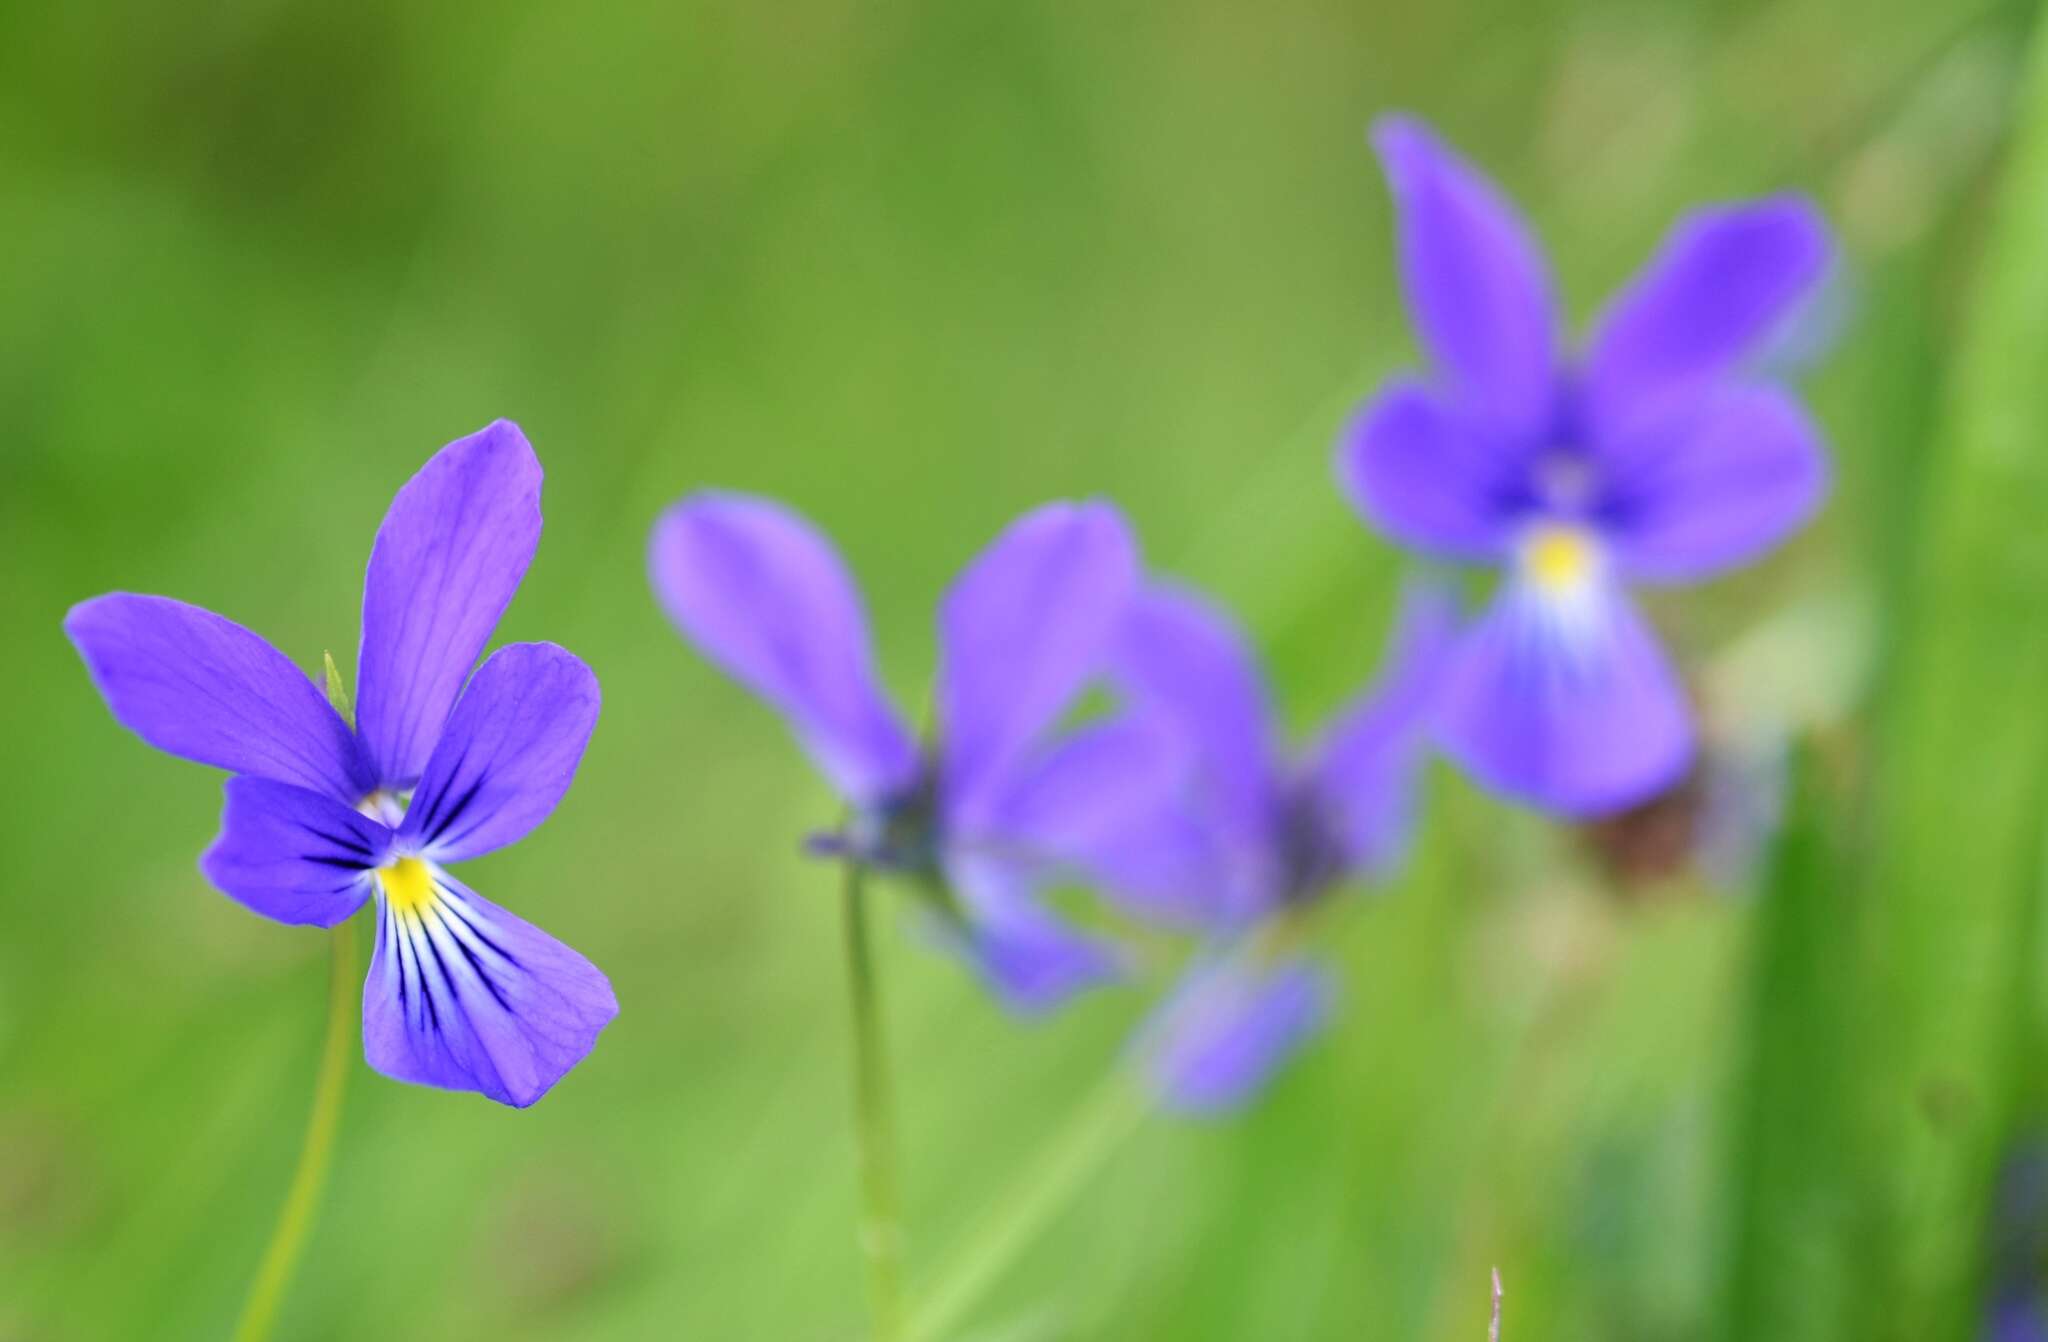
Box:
(199, 777), (389, 926)
(991, 716), (1183, 856)
(1437, 579), (1693, 816)
(356, 421), (543, 790)
(1085, 804), (1249, 928)
(1603, 387), (1828, 584)
(941, 852), (1123, 1015)
(65, 594), (373, 801)
(1307, 582), (1460, 874)
(937, 501), (1139, 826)
(1141, 954), (1332, 1114)
(1372, 114), (1560, 436)
(362, 869), (617, 1108)
(398, 643), (600, 863)
(1584, 197), (1832, 440)
(648, 493), (918, 805)
(1337, 381), (1520, 561)
(1109, 584), (1279, 845)
(989, 717), (1242, 927)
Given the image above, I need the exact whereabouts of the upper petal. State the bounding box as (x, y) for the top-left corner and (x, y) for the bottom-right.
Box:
(356, 421), (544, 790)
(1141, 953), (1332, 1114)
(1603, 386), (1828, 584)
(937, 501), (1139, 826)
(1337, 380), (1520, 561)
(200, 776), (390, 926)
(1372, 114), (1560, 436)
(1584, 197), (1832, 441)
(1307, 581), (1460, 874)
(362, 868), (617, 1108)
(1110, 584), (1279, 846)
(398, 643), (600, 863)
(65, 593), (373, 801)
(648, 492), (918, 805)
(1437, 578), (1692, 816)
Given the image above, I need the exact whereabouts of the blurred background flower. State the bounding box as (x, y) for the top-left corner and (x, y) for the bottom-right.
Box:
(1100, 582), (1453, 1111)
(1340, 116), (1830, 817)
(649, 492), (1145, 1012)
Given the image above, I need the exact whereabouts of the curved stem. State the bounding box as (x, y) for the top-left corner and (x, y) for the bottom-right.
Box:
(842, 859), (906, 1341)
(906, 1070), (1149, 1342)
(231, 921), (358, 1342)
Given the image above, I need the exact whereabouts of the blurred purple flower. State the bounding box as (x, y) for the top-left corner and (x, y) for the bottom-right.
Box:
(1340, 115), (1832, 816)
(1986, 1143), (2048, 1342)
(1065, 582), (1455, 1110)
(648, 492), (1148, 1013)
(66, 422), (617, 1107)
(1992, 1302), (2048, 1342)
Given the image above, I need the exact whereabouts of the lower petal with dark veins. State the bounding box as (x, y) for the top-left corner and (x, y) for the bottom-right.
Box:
(362, 865), (617, 1107)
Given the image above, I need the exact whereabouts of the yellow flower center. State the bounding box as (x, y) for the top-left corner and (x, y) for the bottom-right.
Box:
(1521, 524), (1597, 594)
(377, 856), (438, 915)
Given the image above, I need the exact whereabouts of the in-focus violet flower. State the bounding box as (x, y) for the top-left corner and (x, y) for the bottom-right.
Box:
(1071, 582), (1455, 1110)
(66, 422), (617, 1107)
(1340, 115), (1832, 815)
(648, 492), (1146, 1013)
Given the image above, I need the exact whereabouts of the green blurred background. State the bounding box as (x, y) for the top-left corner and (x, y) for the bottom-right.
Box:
(7, 1), (2048, 1338)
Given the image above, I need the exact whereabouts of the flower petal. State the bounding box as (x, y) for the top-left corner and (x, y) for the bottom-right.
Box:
(1372, 115), (1560, 436)
(1142, 954), (1331, 1113)
(362, 869), (617, 1108)
(1584, 197), (1831, 441)
(942, 851), (1122, 1014)
(1337, 381), (1520, 561)
(989, 717), (1234, 926)
(1989, 1301), (2048, 1342)
(356, 421), (543, 790)
(1307, 582), (1459, 873)
(1083, 803), (1243, 928)
(937, 501), (1139, 827)
(199, 777), (389, 926)
(1110, 584), (1279, 846)
(648, 493), (918, 804)
(65, 594), (373, 801)
(1437, 579), (1692, 816)
(398, 643), (600, 863)
(990, 717), (1180, 853)
(1603, 387), (1828, 583)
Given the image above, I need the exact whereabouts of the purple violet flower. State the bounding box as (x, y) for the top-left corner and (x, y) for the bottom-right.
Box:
(1340, 115), (1833, 815)
(1078, 582), (1456, 1111)
(65, 422), (617, 1108)
(648, 492), (1147, 1013)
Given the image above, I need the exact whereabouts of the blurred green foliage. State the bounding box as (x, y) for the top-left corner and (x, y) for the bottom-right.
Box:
(3, 1), (2045, 1339)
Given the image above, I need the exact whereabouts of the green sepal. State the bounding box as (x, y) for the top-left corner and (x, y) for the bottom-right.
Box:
(322, 652), (353, 726)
